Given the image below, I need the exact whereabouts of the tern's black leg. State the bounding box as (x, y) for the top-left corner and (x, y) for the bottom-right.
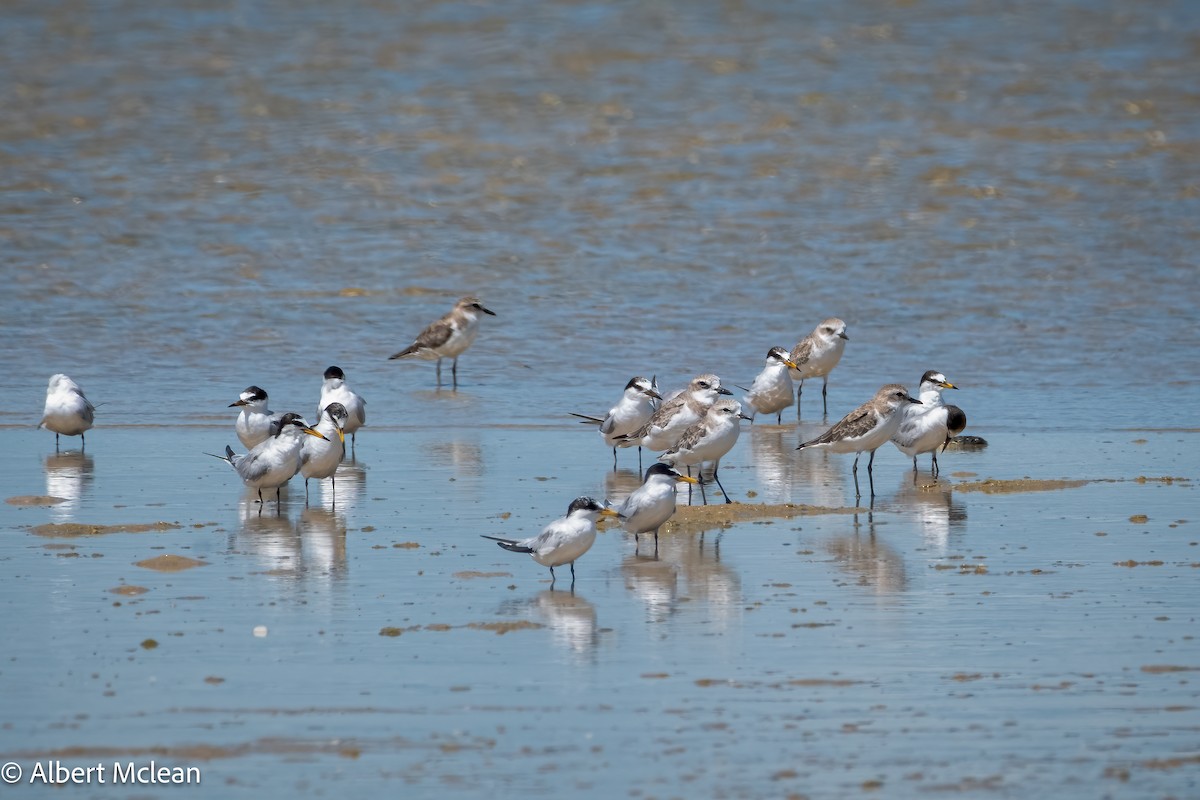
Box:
(698, 474), (709, 506)
(712, 462), (733, 504)
(570, 561), (576, 581)
(796, 381), (804, 419)
(776, 411), (782, 425)
(638, 446), (643, 472)
(305, 478), (310, 505)
(822, 377), (829, 415)
(653, 527), (659, 553)
(257, 488), (264, 504)
(331, 475), (337, 507)
(612, 446), (618, 471)
(686, 466), (694, 505)
(81, 433), (86, 452)
(55, 433), (60, 452)
(931, 451), (940, 478)
(634, 533), (640, 555)
(549, 565), (556, 587)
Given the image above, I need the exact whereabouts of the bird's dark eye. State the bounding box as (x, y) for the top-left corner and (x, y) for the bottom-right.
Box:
(698, 382), (709, 389)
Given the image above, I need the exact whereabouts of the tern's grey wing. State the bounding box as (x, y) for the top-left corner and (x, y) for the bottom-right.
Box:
(350, 396), (366, 426)
(71, 388), (96, 423)
(234, 450), (274, 483)
(599, 413), (616, 435)
(790, 337), (815, 366)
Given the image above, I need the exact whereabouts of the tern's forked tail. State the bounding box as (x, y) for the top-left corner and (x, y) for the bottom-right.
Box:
(480, 534), (533, 554)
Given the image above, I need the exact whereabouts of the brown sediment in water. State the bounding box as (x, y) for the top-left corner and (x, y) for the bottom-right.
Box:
(134, 554), (208, 572)
(109, 585), (149, 596)
(466, 621), (543, 635)
(1141, 665), (1200, 674)
(453, 571), (513, 579)
(6, 495), (68, 506)
(663, 502), (863, 534)
(33, 521), (182, 538)
(952, 479), (1089, 494)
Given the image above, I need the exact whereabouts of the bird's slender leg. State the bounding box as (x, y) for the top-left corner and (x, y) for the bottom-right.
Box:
(549, 565), (556, 587)
(776, 411), (782, 425)
(257, 489), (264, 504)
(634, 534), (640, 556)
(867, 450), (877, 498)
(570, 562), (576, 583)
(81, 433), (85, 452)
(851, 455), (861, 500)
(653, 527), (659, 553)
(452, 357), (459, 387)
(699, 470), (709, 506)
(796, 381), (804, 419)
(931, 452), (940, 478)
(305, 479), (310, 505)
(686, 466), (694, 505)
(612, 446), (618, 471)
(55, 433), (60, 452)
(436, 358), (442, 385)
(637, 446), (643, 473)
(713, 460), (732, 504)
(822, 377), (829, 416)
(276, 486), (283, 506)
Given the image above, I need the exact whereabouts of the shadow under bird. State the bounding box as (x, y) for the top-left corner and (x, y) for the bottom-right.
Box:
(229, 385), (283, 450)
(738, 347), (800, 425)
(891, 370), (967, 479)
(208, 412), (328, 505)
(388, 296), (495, 386)
(789, 318), (849, 418)
(613, 462), (699, 553)
(481, 497), (618, 586)
(570, 376), (663, 471)
(659, 398), (751, 505)
(317, 366), (366, 451)
(299, 402), (347, 502)
(39, 373), (95, 451)
(796, 384), (920, 500)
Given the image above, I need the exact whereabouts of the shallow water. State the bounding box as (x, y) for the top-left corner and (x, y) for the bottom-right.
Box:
(2, 0), (1199, 797)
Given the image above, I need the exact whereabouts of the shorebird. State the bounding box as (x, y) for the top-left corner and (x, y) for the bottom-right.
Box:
(39, 374), (95, 451)
(317, 366), (366, 452)
(615, 374), (731, 453)
(481, 497), (617, 587)
(739, 347), (799, 424)
(797, 384), (920, 499)
(570, 376), (662, 470)
(660, 398), (751, 504)
(789, 318), (849, 418)
(388, 296), (495, 386)
(613, 463), (699, 553)
(229, 386), (282, 450)
(300, 402), (347, 502)
(891, 370), (967, 479)
(209, 412), (327, 507)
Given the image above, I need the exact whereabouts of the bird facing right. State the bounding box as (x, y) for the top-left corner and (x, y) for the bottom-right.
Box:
(742, 347), (799, 424)
(891, 370), (967, 479)
(39, 374), (95, 451)
(614, 463), (699, 552)
(388, 296), (496, 386)
(789, 318), (849, 418)
(659, 398), (751, 505)
(797, 383), (920, 499)
(481, 497), (618, 586)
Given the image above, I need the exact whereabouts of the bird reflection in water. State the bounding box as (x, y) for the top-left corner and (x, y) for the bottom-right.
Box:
(424, 440), (483, 478)
(234, 496), (301, 573)
(499, 589), (599, 662)
(622, 529), (742, 631)
(825, 511), (907, 594)
(43, 451), (94, 520)
(887, 475), (967, 555)
(317, 459), (367, 510)
(750, 426), (850, 509)
(298, 506), (348, 583)
(233, 500), (350, 591)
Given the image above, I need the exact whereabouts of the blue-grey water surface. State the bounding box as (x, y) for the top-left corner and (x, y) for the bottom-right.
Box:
(1, 0), (1198, 797)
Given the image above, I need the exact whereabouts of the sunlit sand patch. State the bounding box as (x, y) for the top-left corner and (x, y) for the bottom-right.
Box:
(952, 479), (1088, 494)
(109, 585), (149, 596)
(663, 502), (863, 534)
(6, 495), (68, 506)
(134, 554), (208, 572)
(32, 521), (181, 538)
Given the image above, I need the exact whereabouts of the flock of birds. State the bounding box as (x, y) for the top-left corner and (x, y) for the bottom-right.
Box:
(35, 297), (970, 588)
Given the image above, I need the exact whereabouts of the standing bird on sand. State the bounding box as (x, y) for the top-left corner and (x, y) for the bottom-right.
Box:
(615, 374), (732, 453)
(797, 384), (921, 500)
(300, 403), (348, 503)
(570, 376), (663, 470)
(481, 497), (618, 587)
(209, 412), (327, 506)
(789, 318), (849, 418)
(317, 366), (366, 453)
(39, 374), (95, 451)
(740, 347), (799, 424)
(229, 386), (282, 450)
(388, 296), (496, 386)
(613, 463), (699, 553)
(660, 398), (751, 505)
(891, 370), (967, 479)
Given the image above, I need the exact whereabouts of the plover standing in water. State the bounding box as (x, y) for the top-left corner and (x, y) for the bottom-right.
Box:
(615, 374), (731, 453)
(388, 296), (495, 386)
(789, 318), (849, 418)
(660, 398), (751, 505)
(797, 384), (920, 499)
